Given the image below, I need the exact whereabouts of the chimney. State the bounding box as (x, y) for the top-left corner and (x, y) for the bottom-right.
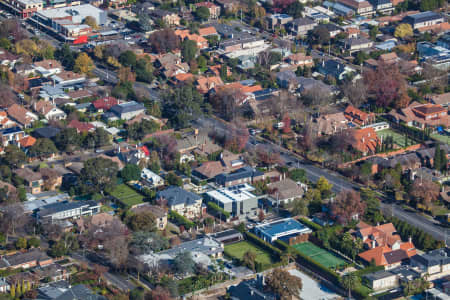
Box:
(372, 240), (376, 249)
(409, 236), (412, 243)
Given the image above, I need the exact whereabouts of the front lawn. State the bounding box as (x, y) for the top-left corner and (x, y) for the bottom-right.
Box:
(224, 241), (274, 266)
(108, 184), (144, 208)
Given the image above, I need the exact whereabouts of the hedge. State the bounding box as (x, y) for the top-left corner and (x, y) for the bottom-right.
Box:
(298, 217), (323, 231)
(353, 265), (385, 277)
(244, 232), (282, 259)
(168, 211), (195, 229)
(207, 202), (231, 219)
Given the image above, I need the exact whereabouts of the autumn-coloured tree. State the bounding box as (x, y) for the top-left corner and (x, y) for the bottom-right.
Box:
(265, 268), (302, 298)
(74, 52), (94, 74)
(409, 179), (440, 206)
(330, 190), (366, 224)
(117, 66), (136, 83)
(394, 23), (413, 39)
(224, 123), (249, 153)
(282, 113), (291, 133)
(364, 61), (410, 108)
(148, 29), (180, 54)
(150, 286), (172, 300)
(256, 145), (282, 167)
(341, 79), (367, 108)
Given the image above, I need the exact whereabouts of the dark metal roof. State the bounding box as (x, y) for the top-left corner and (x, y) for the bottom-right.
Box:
(156, 186), (202, 206)
(404, 11), (443, 24)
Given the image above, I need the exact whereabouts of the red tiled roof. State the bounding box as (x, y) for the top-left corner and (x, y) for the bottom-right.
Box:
(198, 26), (218, 36)
(18, 136), (36, 148)
(92, 96), (119, 111)
(68, 119), (95, 133)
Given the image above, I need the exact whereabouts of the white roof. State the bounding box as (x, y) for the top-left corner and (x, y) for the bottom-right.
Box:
(17, 0), (42, 5)
(37, 4), (103, 24)
(206, 183), (256, 204)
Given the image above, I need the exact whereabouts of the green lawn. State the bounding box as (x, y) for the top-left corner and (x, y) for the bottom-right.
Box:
(109, 184), (144, 207)
(224, 241), (274, 266)
(293, 242), (347, 269)
(431, 133), (450, 145)
(377, 129), (416, 148)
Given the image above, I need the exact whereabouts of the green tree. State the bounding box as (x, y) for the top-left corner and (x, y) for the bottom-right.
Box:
(194, 6), (210, 21)
(341, 273), (360, 299)
(119, 50), (137, 68)
(242, 250), (256, 271)
(15, 237), (27, 249)
(131, 231), (169, 253)
(29, 138), (57, 157)
(316, 176), (333, 198)
(434, 143), (442, 170)
(10, 284), (15, 298)
(291, 198), (309, 216)
(135, 57), (154, 83)
(125, 211), (156, 232)
(80, 157), (118, 193)
(181, 39), (197, 63)
(120, 164), (141, 182)
(286, 1), (304, 18)
(54, 128), (83, 152)
(166, 172), (182, 186)
(28, 236), (40, 248)
(289, 169), (306, 182)
(55, 44), (75, 70)
(173, 251), (195, 275)
(3, 145), (26, 168)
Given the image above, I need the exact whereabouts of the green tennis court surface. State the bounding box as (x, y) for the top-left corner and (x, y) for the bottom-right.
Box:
(293, 242), (347, 269)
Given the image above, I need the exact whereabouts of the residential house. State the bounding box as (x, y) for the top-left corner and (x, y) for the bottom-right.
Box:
(285, 53), (314, 67)
(37, 283), (106, 300)
(139, 236), (223, 268)
(175, 129), (219, 160)
(156, 186), (203, 219)
(297, 76), (336, 95)
(317, 59), (355, 80)
(196, 76), (224, 94)
(344, 105), (375, 126)
(175, 29), (209, 49)
(74, 212), (116, 232)
(314, 112), (348, 136)
(205, 183), (259, 220)
(343, 36), (374, 52)
(254, 218), (312, 244)
(14, 168), (43, 194)
(323, 1), (355, 17)
(17, 135), (36, 150)
(364, 266), (421, 290)
(316, 23), (342, 38)
(276, 70), (298, 90)
(404, 11), (444, 30)
(0, 126), (25, 147)
(110, 101), (146, 120)
(336, 0), (374, 16)
(369, 0), (393, 14)
(198, 26), (218, 37)
(37, 200), (101, 224)
(68, 119), (95, 133)
(32, 59), (62, 77)
(39, 168), (63, 191)
(50, 71), (86, 87)
(356, 222), (416, 268)
(0, 112), (17, 129)
(228, 277), (276, 300)
(33, 100), (66, 121)
(287, 17), (317, 36)
(0, 249), (52, 270)
(7, 104), (38, 128)
(193, 150), (244, 179)
(267, 178), (305, 205)
(215, 166), (265, 187)
(91, 96), (119, 113)
(343, 127), (380, 155)
(427, 92), (450, 108)
(219, 34), (266, 54)
(141, 168), (164, 188)
(388, 102), (449, 129)
(149, 9), (180, 26)
(411, 248), (450, 280)
(131, 203), (167, 230)
(195, 2), (220, 19)
(32, 264), (70, 283)
(210, 229), (243, 244)
(33, 126), (61, 139)
(267, 14), (293, 31)
(215, 0), (235, 13)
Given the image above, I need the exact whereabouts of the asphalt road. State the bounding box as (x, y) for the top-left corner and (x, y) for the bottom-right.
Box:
(195, 116), (447, 241)
(93, 67), (119, 84)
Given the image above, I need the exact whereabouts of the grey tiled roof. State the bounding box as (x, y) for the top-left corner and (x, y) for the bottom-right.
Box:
(156, 186), (202, 207)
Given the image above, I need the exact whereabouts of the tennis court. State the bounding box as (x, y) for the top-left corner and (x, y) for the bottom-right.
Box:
(293, 242), (347, 269)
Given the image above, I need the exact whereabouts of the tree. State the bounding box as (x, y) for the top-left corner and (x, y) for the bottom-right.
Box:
(15, 237), (27, 249)
(3, 145), (26, 168)
(282, 113), (291, 133)
(55, 44), (75, 70)
(316, 177), (333, 198)
(394, 23), (413, 39)
(308, 26), (330, 46)
(131, 231), (169, 254)
(80, 157), (118, 193)
(119, 50), (137, 68)
(117, 66), (136, 83)
(181, 39), (197, 63)
(150, 286), (171, 300)
(289, 169), (306, 182)
(330, 190), (366, 224)
(194, 6), (210, 21)
(242, 250), (256, 271)
(28, 236), (40, 248)
(29, 138), (57, 158)
(173, 251), (195, 275)
(120, 164), (141, 182)
(148, 29), (180, 53)
(104, 234), (129, 270)
(15, 39), (38, 59)
(135, 57), (154, 83)
(265, 268), (302, 298)
(286, 1), (304, 18)
(292, 198), (309, 216)
(83, 16), (98, 29)
(342, 79), (367, 108)
(341, 273), (360, 299)
(54, 128), (82, 152)
(434, 143), (442, 170)
(10, 284), (15, 298)
(125, 211), (156, 232)
(138, 13), (152, 32)
(409, 179), (440, 207)
(166, 172), (182, 186)
(74, 52), (94, 74)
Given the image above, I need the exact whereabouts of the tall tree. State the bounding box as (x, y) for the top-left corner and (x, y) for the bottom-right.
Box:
(330, 190), (366, 224)
(173, 252), (195, 275)
(80, 157), (118, 193)
(265, 268), (302, 298)
(341, 273), (360, 299)
(181, 39), (197, 63)
(74, 52), (94, 74)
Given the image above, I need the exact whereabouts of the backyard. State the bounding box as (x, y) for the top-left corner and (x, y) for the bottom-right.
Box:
(224, 241), (275, 267)
(292, 242), (347, 269)
(377, 129), (417, 148)
(108, 184), (144, 208)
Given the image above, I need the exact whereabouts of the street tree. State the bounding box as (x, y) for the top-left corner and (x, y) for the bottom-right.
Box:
(74, 52), (94, 74)
(330, 190), (366, 225)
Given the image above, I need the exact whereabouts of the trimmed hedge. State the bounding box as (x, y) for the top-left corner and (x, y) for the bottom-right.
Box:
(207, 202), (231, 219)
(298, 217), (323, 231)
(353, 265), (385, 277)
(168, 211), (195, 229)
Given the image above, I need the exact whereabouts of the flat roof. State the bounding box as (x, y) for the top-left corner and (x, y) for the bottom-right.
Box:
(37, 4), (103, 23)
(207, 183), (256, 204)
(255, 218), (312, 238)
